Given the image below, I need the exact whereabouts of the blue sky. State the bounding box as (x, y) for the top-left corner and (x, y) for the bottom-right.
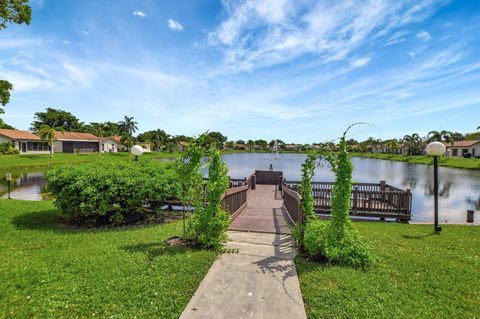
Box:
(1, 0), (479, 143)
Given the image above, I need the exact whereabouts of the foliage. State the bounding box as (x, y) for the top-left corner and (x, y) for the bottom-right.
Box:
(298, 125), (371, 268)
(175, 135), (205, 236)
(0, 0), (31, 113)
(0, 0), (31, 30)
(31, 107), (84, 133)
(0, 117), (15, 129)
(402, 133), (423, 155)
(82, 121), (120, 137)
(189, 148), (230, 248)
(46, 160), (179, 226)
(204, 131), (227, 149)
(0, 80), (13, 112)
(38, 124), (63, 158)
(0, 141), (19, 154)
(117, 115), (138, 136)
(0, 199), (217, 318)
(137, 129), (169, 151)
(428, 130), (453, 144)
(297, 222), (480, 319)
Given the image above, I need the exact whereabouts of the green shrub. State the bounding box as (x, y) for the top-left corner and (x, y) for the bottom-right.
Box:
(0, 142), (19, 155)
(46, 160), (179, 226)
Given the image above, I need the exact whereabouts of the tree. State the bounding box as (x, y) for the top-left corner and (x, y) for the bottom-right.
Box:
(0, 0), (32, 114)
(225, 141), (234, 150)
(450, 132), (464, 141)
(384, 139), (398, 154)
(246, 139), (254, 150)
(204, 131), (227, 149)
(117, 116), (138, 136)
(428, 130), (453, 145)
(254, 139), (268, 150)
(0, 118), (15, 129)
(403, 133), (422, 156)
(137, 129), (168, 151)
(31, 108), (83, 133)
(39, 124), (63, 158)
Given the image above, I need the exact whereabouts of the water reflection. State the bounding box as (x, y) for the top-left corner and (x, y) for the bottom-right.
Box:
(1, 153), (479, 223)
(0, 170), (49, 200)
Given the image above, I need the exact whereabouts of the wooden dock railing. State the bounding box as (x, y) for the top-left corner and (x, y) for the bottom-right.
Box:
(284, 180), (412, 222)
(282, 186), (303, 224)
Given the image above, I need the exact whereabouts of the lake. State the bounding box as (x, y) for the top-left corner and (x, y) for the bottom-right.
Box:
(1, 153), (479, 223)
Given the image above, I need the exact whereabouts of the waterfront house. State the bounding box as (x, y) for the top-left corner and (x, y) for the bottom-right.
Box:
(0, 129), (50, 154)
(446, 140), (480, 158)
(53, 131), (100, 153)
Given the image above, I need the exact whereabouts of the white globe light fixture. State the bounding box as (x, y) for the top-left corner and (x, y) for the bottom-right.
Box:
(426, 141), (446, 156)
(426, 141), (446, 234)
(131, 145), (144, 161)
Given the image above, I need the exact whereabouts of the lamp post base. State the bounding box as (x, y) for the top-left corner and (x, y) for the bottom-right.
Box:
(435, 226), (442, 233)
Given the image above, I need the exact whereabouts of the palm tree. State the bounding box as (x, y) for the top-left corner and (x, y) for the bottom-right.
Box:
(385, 139), (398, 154)
(120, 134), (134, 151)
(428, 130), (453, 145)
(403, 133), (421, 156)
(117, 116), (138, 136)
(477, 126), (480, 130)
(246, 139), (254, 150)
(39, 124), (64, 158)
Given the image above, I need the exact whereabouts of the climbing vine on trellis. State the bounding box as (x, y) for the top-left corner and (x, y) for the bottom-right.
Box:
(297, 124), (371, 268)
(176, 133), (231, 248)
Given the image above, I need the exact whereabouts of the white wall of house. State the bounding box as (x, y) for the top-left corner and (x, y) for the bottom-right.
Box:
(101, 140), (118, 153)
(448, 143), (480, 157)
(53, 141), (63, 153)
(0, 136), (50, 154)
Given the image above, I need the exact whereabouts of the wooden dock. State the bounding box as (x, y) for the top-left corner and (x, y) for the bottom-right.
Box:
(228, 185), (292, 234)
(220, 170), (413, 225)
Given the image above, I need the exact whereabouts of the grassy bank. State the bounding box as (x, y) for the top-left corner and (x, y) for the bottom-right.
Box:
(0, 200), (217, 318)
(351, 152), (480, 170)
(296, 222), (480, 318)
(0, 152), (180, 170)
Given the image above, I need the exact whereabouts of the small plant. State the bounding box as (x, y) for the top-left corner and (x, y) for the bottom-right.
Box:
(0, 142), (19, 154)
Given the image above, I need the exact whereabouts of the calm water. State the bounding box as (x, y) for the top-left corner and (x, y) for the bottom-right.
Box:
(1, 153), (479, 223)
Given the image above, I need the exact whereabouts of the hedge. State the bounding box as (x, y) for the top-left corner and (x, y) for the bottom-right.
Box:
(46, 160), (180, 226)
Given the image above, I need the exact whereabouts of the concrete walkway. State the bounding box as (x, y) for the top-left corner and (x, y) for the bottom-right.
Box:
(180, 231), (307, 319)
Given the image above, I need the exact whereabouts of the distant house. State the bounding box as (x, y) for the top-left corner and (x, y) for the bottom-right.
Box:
(235, 143), (246, 150)
(100, 136), (121, 153)
(446, 140), (480, 158)
(0, 129), (50, 154)
(284, 144), (302, 151)
(53, 131), (100, 153)
(177, 141), (189, 151)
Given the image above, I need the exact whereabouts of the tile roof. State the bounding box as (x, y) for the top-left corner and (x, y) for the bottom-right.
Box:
(446, 140), (480, 147)
(101, 135), (122, 144)
(0, 129), (40, 140)
(53, 131), (99, 141)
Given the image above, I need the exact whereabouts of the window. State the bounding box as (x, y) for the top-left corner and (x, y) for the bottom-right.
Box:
(26, 142), (50, 151)
(462, 148), (469, 155)
(452, 149), (458, 156)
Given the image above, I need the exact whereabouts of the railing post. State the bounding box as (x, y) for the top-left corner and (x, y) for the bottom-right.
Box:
(380, 180), (386, 191)
(279, 175), (283, 191)
(353, 186), (358, 213)
(252, 175), (256, 190)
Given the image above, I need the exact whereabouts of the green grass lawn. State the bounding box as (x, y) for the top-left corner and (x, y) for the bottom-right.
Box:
(351, 152), (480, 170)
(0, 200), (217, 318)
(0, 152), (180, 170)
(296, 222), (480, 319)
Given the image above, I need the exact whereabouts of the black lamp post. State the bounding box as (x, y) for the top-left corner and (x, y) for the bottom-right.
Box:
(426, 141), (446, 234)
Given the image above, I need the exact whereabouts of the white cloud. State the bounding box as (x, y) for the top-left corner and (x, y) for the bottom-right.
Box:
(82, 30), (89, 35)
(133, 11), (147, 18)
(208, 0), (448, 71)
(167, 18), (184, 31)
(350, 57), (371, 68)
(62, 62), (94, 87)
(416, 31), (432, 41)
(61, 40), (71, 45)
